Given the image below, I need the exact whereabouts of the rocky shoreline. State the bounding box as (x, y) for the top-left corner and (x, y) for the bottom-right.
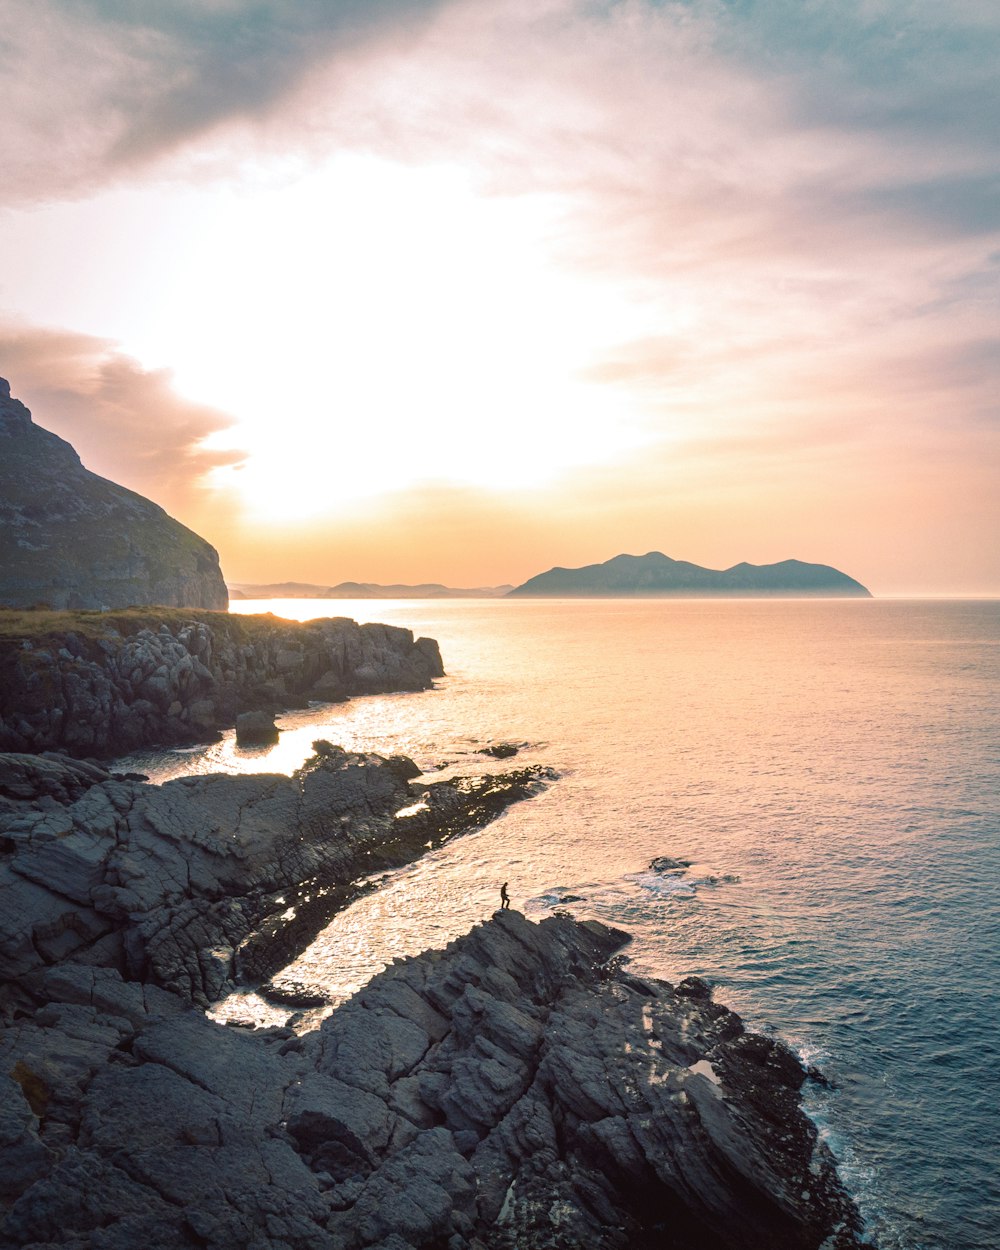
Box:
(0, 609), (868, 1249)
(0, 744), (869, 1249)
(0, 610), (444, 758)
(0, 748), (552, 1008)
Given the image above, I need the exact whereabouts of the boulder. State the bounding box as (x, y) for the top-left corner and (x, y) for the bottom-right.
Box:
(235, 710), (280, 745)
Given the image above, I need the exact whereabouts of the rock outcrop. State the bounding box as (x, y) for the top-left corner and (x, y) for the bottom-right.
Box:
(0, 907), (866, 1250)
(0, 377), (229, 611)
(0, 748), (551, 1007)
(0, 610), (444, 757)
(509, 552), (872, 597)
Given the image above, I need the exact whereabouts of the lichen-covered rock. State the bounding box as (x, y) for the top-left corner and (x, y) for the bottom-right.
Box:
(0, 377), (228, 612)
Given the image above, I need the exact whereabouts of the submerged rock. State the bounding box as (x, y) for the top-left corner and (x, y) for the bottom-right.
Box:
(0, 911), (866, 1250)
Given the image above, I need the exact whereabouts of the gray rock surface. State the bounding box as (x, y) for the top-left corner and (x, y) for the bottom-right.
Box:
(0, 611), (444, 757)
(0, 911), (866, 1250)
(0, 377), (228, 611)
(0, 748), (553, 1006)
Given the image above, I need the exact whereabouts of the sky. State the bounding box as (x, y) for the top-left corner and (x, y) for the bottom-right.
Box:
(1, 0), (998, 595)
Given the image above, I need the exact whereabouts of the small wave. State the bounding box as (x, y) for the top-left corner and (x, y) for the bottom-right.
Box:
(625, 870), (698, 897)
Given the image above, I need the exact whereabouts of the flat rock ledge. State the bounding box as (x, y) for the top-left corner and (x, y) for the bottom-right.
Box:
(0, 908), (866, 1250)
(0, 611), (444, 758)
(0, 750), (553, 1007)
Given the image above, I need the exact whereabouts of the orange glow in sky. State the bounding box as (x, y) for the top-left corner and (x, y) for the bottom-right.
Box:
(1, 0), (997, 594)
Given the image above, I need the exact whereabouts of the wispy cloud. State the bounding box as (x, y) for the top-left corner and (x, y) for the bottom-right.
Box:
(0, 327), (244, 512)
(0, 0), (447, 202)
(0, 0), (997, 591)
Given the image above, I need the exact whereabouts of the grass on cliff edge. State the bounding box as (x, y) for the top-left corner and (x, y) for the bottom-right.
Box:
(0, 606), (337, 642)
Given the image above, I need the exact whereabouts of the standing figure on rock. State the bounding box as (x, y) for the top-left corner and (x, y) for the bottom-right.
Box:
(500, 881), (511, 909)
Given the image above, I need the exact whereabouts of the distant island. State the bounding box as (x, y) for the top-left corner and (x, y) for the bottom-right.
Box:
(509, 552), (872, 597)
(229, 581), (513, 599)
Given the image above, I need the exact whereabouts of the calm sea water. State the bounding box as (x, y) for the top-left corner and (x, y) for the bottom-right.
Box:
(122, 598), (1000, 1250)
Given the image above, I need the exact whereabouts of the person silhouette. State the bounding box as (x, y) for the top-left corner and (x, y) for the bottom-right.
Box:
(500, 881), (510, 910)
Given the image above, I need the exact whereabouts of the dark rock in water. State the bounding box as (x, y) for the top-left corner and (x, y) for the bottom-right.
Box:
(0, 611), (444, 758)
(676, 974), (714, 1000)
(236, 709), (280, 745)
(0, 377), (228, 611)
(260, 980), (332, 1008)
(0, 911), (867, 1250)
(650, 855), (692, 872)
(482, 742), (520, 759)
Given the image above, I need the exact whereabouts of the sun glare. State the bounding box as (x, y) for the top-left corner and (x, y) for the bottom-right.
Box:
(144, 155), (660, 520)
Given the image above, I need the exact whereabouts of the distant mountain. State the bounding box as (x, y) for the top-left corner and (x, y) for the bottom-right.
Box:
(509, 552), (871, 597)
(229, 581), (514, 599)
(0, 378), (228, 611)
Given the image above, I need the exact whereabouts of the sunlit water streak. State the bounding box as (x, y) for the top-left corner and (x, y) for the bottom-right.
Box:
(119, 597), (1000, 1250)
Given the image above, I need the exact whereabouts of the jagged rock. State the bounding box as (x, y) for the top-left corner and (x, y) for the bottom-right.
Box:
(0, 912), (866, 1249)
(0, 377), (228, 611)
(0, 748), (555, 1006)
(0, 611), (445, 757)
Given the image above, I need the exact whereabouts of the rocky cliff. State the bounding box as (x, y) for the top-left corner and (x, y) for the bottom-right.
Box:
(0, 377), (228, 611)
(0, 608), (444, 757)
(0, 752), (866, 1250)
(510, 552), (872, 597)
(0, 745), (865, 1245)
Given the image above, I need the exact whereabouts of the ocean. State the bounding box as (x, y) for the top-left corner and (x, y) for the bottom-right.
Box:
(119, 597), (1000, 1250)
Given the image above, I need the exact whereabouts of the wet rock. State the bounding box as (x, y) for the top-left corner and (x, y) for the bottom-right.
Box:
(481, 743), (519, 759)
(0, 912), (866, 1250)
(235, 709), (279, 745)
(0, 748), (554, 1007)
(649, 855), (691, 872)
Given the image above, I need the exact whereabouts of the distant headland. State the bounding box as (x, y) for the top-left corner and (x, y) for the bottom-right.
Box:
(509, 552), (872, 597)
(229, 581), (513, 599)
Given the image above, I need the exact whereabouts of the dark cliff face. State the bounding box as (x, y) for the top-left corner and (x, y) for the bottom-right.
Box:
(0, 377), (228, 611)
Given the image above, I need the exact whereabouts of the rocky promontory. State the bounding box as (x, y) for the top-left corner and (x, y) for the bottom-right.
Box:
(1, 908), (864, 1248)
(0, 747), (549, 1006)
(0, 609), (444, 758)
(0, 378), (228, 612)
(0, 748), (867, 1248)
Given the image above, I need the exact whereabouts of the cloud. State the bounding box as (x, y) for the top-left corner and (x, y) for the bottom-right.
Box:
(0, 326), (245, 515)
(0, 0), (447, 203)
(2, 0), (997, 592)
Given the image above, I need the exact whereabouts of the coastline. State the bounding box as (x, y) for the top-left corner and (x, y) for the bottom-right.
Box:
(0, 609), (872, 1248)
(0, 608), (443, 759)
(0, 760), (869, 1250)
